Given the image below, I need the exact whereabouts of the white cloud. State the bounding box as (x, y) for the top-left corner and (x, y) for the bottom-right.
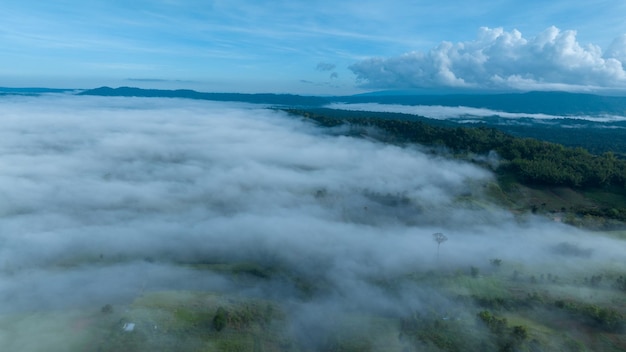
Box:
(605, 34), (626, 65)
(350, 26), (626, 92)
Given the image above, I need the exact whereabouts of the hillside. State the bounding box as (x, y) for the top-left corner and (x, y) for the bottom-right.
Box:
(283, 108), (626, 229)
(77, 86), (328, 106)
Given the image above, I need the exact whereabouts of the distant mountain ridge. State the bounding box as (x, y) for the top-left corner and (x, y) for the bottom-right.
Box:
(77, 86), (328, 106)
(78, 86), (626, 116)
(0, 87), (77, 95)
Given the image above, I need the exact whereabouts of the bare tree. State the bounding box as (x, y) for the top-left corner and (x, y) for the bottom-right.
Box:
(432, 232), (448, 260)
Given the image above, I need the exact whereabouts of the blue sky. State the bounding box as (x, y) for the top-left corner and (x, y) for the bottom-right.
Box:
(1, 0), (626, 94)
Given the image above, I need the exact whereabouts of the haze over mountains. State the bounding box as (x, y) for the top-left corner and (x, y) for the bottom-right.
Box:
(72, 86), (626, 116)
(3, 85), (626, 119)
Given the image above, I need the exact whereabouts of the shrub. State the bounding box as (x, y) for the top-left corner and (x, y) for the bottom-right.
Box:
(101, 304), (113, 314)
(511, 325), (528, 341)
(470, 266), (480, 278)
(490, 258), (502, 267)
(213, 307), (228, 332)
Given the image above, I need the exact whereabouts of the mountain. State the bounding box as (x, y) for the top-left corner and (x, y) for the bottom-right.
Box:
(78, 86), (329, 106)
(0, 87), (77, 95)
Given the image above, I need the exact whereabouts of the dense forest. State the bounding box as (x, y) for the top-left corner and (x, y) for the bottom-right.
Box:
(285, 108), (626, 188)
(284, 108), (626, 222)
(482, 120), (626, 157)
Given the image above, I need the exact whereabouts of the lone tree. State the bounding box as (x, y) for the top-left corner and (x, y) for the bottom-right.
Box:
(213, 307), (228, 332)
(432, 232), (448, 259)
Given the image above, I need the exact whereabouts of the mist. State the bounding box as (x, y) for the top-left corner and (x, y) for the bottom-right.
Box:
(0, 94), (623, 350)
(325, 102), (626, 122)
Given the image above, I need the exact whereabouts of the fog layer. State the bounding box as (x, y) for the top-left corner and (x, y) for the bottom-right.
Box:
(0, 95), (623, 344)
(326, 102), (626, 123)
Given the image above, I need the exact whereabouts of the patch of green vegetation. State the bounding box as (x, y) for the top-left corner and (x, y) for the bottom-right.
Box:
(0, 310), (104, 352)
(400, 311), (487, 352)
(89, 291), (293, 352)
(555, 299), (624, 332)
(444, 275), (509, 299)
(319, 315), (404, 352)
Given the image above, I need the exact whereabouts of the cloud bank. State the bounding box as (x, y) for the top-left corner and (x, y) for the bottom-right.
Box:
(350, 26), (626, 92)
(1, 95), (624, 348)
(325, 103), (626, 123)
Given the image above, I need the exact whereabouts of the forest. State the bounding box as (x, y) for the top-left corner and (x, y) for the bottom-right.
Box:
(283, 108), (626, 223)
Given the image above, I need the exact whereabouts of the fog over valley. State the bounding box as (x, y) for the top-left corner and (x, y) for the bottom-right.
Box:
(3, 0), (626, 349)
(325, 102), (626, 123)
(0, 94), (624, 351)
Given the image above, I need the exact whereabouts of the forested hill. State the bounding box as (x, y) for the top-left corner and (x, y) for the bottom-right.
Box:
(78, 86), (328, 106)
(284, 108), (626, 223)
(0, 87), (77, 95)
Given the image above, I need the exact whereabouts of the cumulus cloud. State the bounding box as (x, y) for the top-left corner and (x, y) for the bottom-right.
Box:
(350, 26), (626, 92)
(605, 34), (626, 65)
(0, 94), (624, 348)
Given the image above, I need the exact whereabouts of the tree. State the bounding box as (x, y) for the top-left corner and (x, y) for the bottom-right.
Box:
(213, 307), (228, 332)
(432, 232), (448, 260)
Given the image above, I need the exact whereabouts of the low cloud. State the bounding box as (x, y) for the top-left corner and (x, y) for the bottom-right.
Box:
(325, 102), (626, 122)
(0, 94), (624, 348)
(350, 26), (626, 92)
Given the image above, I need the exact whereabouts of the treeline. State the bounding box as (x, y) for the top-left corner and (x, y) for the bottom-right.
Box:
(283, 108), (626, 189)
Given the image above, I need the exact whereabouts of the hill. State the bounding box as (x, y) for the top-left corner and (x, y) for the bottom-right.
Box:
(78, 86), (328, 106)
(283, 108), (626, 229)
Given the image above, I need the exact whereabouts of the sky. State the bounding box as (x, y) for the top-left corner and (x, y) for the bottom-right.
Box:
(1, 0), (626, 94)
